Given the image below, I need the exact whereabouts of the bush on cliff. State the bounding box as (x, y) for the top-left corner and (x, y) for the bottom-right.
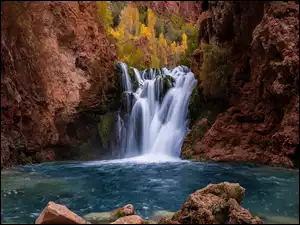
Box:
(200, 44), (233, 99)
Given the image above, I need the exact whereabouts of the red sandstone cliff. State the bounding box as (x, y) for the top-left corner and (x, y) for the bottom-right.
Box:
(183, 1), (299, 168)
(1, 2), (119, 169)
(1, 1), (298, 169)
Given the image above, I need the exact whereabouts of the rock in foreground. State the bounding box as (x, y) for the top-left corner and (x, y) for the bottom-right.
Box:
(172, 182), (263, 224)
(158, 218), (181, 224)
(111, 215), (144, 224)
(35, 202), (89, 224)
(35, 182), (262, 224)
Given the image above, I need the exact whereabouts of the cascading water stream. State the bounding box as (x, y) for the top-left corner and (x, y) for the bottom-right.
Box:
(117, 62), (197, 160)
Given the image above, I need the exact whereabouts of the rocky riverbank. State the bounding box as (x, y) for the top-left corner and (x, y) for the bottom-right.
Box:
(34, 182), (263, 224)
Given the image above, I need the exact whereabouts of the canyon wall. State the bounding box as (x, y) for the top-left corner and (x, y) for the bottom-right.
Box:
(1, 2), (120, 169)
(1, 1), (298, 169)
(183, 1), (299, 168)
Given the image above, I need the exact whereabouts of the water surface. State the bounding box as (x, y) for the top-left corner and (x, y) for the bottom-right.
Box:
(1, 159), (299, 224)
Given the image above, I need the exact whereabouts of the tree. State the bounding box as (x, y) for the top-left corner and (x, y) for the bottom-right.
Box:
(181, 32), (188, 52)
(119, 5), (140, 37)
(158, 33), (168, 66)
(147, 8), (156, 37)
(96, 1), (113, 32)
(140, 23), (151, 39)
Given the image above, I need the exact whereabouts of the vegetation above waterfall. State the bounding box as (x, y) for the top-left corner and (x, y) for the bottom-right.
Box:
(96, 1), (198, 69)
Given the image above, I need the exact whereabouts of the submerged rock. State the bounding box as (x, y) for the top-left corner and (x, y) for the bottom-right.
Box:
(172, 182), (263, 224)
(83, 204), (134, 224)
(151, 210), (175, 221)
(158, 218), (181, 224)
(111, 215), (144, 224)
(35, 201), (88, 224)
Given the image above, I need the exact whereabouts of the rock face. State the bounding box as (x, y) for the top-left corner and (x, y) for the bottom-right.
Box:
(83, 204), (135, 224)
(35, 202), (89, 224)
(1, 2), (120, 169)
(183, 1), (299, 168)
(172, 182), (263, 224)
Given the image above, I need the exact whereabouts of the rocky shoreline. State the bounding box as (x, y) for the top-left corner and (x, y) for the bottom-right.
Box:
(34, 182), (263, 224)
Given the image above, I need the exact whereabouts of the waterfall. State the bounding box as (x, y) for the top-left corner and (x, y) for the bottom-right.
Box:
(117, 62), (197, 159)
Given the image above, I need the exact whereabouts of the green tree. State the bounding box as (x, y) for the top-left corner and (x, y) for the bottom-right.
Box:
(96, 1), (113, 32)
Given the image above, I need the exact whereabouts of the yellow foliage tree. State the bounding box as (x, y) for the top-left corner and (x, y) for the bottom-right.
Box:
(151, 50), (160, 68)
(106, 3), (198, 69)
(147, 9), (156, 37)
(181, 32), (188, 52)
(96, 1), (113, 32)
(108, 24), (124, 41)
(119, 5), (140, 38)
(140, 24), (152, 39)
(158, 33), (168, 66)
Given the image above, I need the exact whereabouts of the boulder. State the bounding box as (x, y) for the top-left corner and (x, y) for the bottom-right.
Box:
(35, 201), (89, 224)
(111, 215), (144, 224)
(198, 181), (245, 203)
(172, 182), (263, 224)
(83, 204), (134, 224)
(227, 199), (263, 224)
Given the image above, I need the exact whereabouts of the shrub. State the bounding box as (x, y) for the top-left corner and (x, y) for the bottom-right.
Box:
(200, 44), (233, 99)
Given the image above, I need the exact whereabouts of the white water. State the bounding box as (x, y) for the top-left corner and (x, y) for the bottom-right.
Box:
(118, 62), (197, 160)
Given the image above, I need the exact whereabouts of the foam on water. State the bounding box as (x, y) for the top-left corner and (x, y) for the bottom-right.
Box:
(82, 153), (184, 166)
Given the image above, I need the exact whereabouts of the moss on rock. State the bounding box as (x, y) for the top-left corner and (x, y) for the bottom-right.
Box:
(98, 113), (115, 148)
